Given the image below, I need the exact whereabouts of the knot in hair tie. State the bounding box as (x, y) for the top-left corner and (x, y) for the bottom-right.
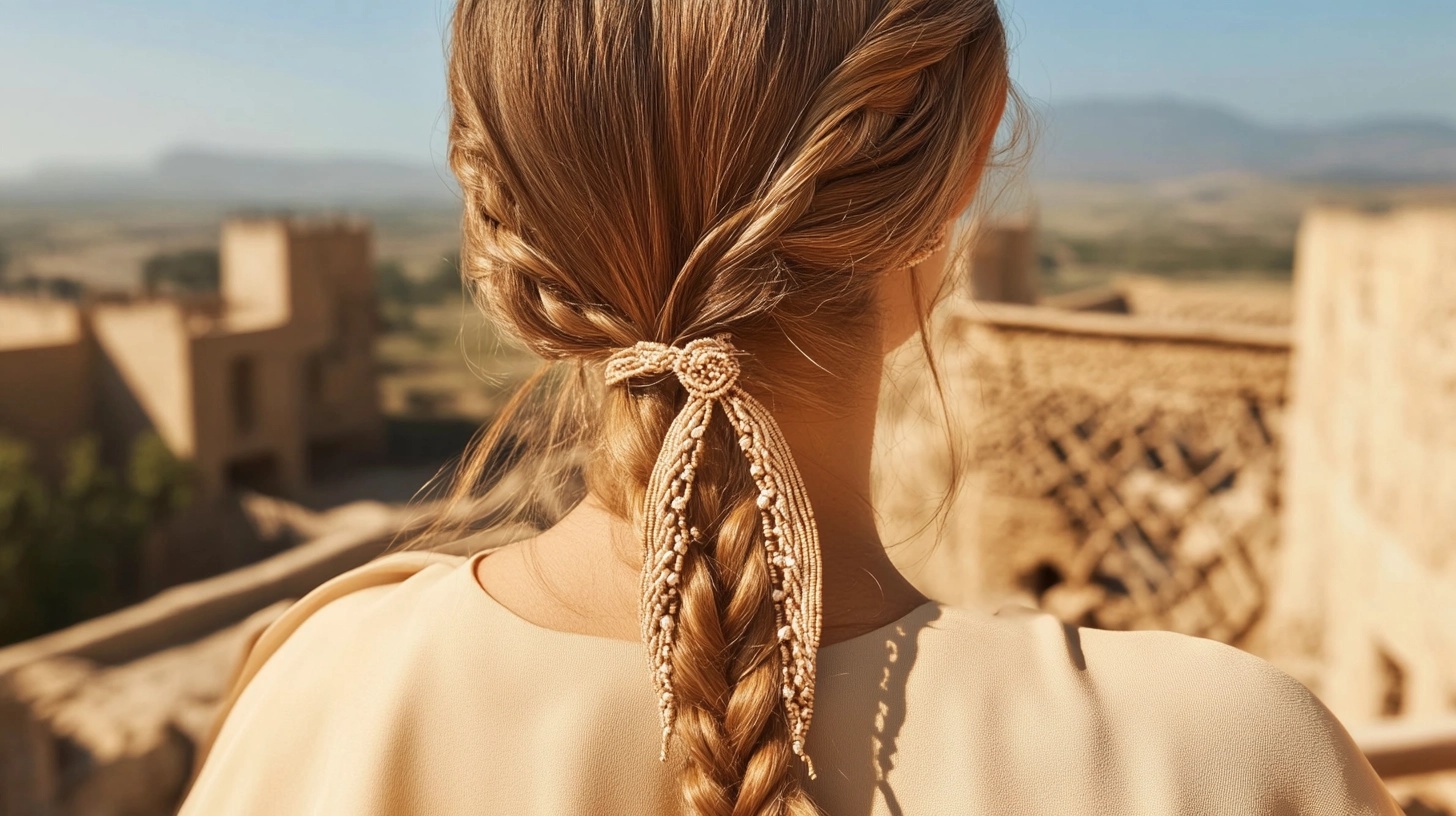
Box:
(605, 333), (822, 779)
(605, 335), (741, 400)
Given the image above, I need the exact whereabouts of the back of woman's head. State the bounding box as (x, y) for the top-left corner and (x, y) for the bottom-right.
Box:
(446, 1), (1012, 813)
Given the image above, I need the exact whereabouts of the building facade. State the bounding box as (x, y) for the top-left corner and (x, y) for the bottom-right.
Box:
(0, 217), (384, 499)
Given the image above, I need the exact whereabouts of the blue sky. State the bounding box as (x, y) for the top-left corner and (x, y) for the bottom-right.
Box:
(1, 0), (1453, 176)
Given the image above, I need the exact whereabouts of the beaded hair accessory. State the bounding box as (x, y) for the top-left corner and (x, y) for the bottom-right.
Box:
(902, 226), (947, 269)
(603, 229), (946, 778)
(605, 335), (823, 777)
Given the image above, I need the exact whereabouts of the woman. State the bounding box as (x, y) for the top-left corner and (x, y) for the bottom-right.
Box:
(181, 1), (1401, 814)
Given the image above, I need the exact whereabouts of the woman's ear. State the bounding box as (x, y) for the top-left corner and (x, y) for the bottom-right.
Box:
(878, 237), (953, 356)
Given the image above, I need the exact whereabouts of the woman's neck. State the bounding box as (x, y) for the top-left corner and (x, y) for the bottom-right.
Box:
(769, 365), (930, 641)
(476, 350), (929, 645)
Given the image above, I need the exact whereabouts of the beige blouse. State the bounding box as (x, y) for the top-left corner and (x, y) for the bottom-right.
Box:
(180, 550), (1402, 815)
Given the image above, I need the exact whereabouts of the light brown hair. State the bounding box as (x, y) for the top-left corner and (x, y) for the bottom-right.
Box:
(441, 1), (1016, 812)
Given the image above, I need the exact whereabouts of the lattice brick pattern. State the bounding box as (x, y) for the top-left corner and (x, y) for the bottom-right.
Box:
(975, 382), (1284, 646)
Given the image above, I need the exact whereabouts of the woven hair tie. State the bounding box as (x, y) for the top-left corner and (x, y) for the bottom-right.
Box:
(605, 334), (823, 778)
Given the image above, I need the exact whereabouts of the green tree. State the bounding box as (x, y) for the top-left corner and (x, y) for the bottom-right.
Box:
(0, 437), (50, 642)
(0, 432), (195, 646)
(42, 437), (133, 622)
(129, 432), (194, 518)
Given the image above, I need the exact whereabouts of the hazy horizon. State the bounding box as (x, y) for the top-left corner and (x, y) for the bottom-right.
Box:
(4, 93), (1452, 182)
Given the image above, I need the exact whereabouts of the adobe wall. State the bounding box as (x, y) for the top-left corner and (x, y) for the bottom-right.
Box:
(875, 301), (1291, 642)
(0, 298), (83, 350)
(1274, 207), (1456, 725)
(1115, 274), (1294, 327)
(967, 220), (1039, 305)
(88, 302), (196, 460)
(285, 219), (374, 319)
(187, 325), (306, 497)
(172, 217), (383, 498)
(219, 219), (292, 327)
(0, 341), (96, 477)
(284, 220), (384, 452)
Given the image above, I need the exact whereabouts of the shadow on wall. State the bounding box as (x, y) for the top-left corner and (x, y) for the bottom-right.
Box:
(92, 324), (164, 469)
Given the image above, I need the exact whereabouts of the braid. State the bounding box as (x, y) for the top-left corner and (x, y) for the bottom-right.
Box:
(443, 1), (1015, 814)
(590, 377), (815, 816)
(668, 422), (809, 815)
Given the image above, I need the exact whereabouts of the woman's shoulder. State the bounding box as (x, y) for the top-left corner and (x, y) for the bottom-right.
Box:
(920, 603), (1401, 813)
(193, 553), (469, 752)
(931, 602), (1311, 700)
(272, 549), (467, 622)
(233, 551), (466, 673)
(933, 602), (1342, 740)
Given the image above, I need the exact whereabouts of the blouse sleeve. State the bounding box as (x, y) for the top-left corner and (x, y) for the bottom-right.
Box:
(177, 551), (455, 813)
(1226, 646), (1405, 815)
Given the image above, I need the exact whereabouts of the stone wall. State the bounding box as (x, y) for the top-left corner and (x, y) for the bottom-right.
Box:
(0, 298), (83, 350)
(0, 602), (289, 816)
(967, 219), (1039, 305)
(876, 302), (1291, 651)
(1115, 274), (1294, 327)
(0, 340), (95, 479)
(1273, 208), (1456, 730)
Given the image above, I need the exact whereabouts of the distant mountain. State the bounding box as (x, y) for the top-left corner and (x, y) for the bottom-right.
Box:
(1036, 98), (1456, 182)
(3, 100), (1454, 204)
(0, 147), (460, 205)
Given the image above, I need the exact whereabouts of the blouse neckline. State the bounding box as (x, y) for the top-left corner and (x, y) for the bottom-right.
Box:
(456, 548), (944, 653)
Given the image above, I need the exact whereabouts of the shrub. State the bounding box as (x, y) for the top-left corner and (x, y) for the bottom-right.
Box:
(0, 432), (194, 646)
